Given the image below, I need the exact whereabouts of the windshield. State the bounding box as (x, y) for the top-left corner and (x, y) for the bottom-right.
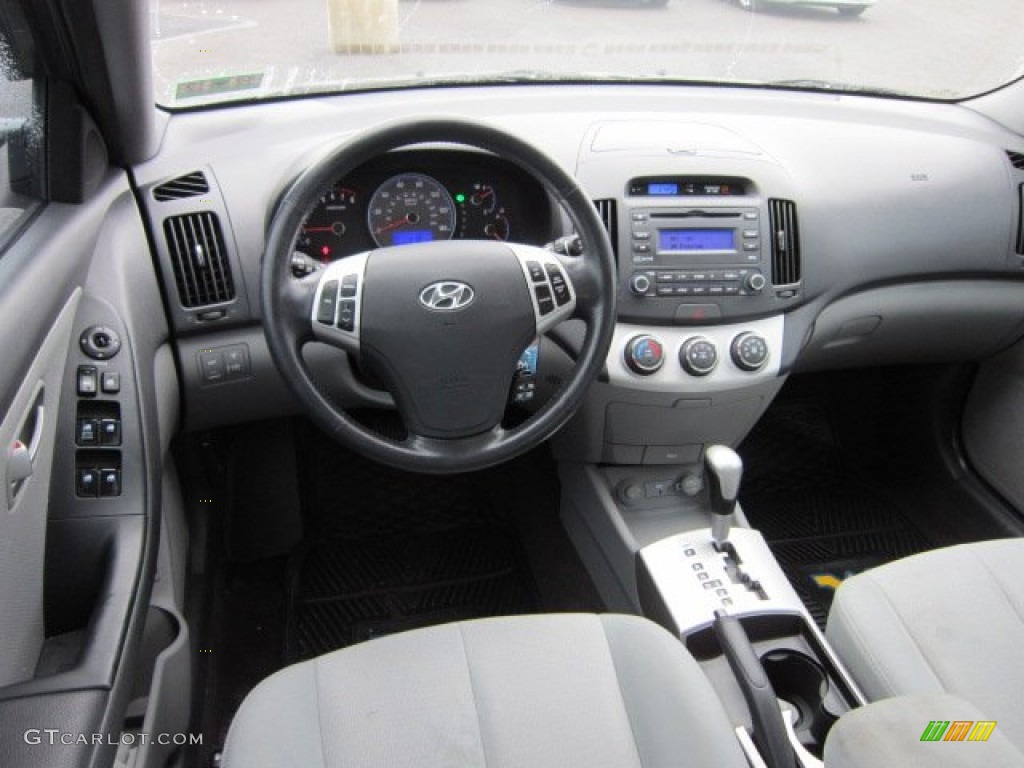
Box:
(150, 0), (1024, 107)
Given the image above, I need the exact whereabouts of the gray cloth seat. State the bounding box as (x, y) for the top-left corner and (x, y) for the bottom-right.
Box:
(222, 613), (749, 768)
(826, 538), (1024, 750)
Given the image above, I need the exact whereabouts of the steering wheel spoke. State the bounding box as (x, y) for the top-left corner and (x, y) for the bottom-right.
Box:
(309, 252), (369, 355)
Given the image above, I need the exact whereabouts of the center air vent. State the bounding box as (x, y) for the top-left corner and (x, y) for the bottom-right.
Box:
(163, 212), (235, 308)
(768, 199), (801, 287)
(1007, 151), (1024, 171)
(153, 171), (210, 202)
(593, 199), (618, 260)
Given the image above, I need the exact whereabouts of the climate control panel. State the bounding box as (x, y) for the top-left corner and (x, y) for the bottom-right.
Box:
(607, 316), (784, 393)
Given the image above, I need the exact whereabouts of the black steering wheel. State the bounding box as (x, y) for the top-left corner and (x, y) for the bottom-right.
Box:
(261, 118), (616, 473)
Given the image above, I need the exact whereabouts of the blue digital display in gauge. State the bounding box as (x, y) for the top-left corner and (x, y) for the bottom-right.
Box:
(392, 230), (435, 245)
(658, 228), (734, 252)
(648, 183), (679, 196)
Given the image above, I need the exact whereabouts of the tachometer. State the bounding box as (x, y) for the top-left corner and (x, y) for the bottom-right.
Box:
(298, 187), (358, 263)
(367, 173), (456, 247)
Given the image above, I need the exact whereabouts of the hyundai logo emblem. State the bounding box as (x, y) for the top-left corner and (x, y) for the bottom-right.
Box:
(418, 281), (475, 311)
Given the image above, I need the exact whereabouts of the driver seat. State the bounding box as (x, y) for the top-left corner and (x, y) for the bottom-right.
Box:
(221, 613), (749, 768)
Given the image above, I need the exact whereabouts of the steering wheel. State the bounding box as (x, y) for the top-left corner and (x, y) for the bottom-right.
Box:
(261, 118), (616, 473)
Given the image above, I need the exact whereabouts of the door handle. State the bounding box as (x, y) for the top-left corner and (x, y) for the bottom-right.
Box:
(6, 384), (44, 509)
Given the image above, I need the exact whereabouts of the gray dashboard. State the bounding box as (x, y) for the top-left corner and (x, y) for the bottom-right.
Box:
(132, 84), (1024, 455)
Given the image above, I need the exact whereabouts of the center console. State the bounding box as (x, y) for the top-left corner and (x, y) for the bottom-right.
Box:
(631, 447), (864, 767)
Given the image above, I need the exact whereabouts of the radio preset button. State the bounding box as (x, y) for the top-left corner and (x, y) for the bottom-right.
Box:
(633, 244), (651, 254)
(631, 212), (648, 222)
(680, 337), (719, 377)
(743, 229), (759, 238)
(743, 211), (758, 220)
(633, 231), (651, 241)
(743, 242), (759, 252)
(656, 272), (676, 283)
(656, 286), (675, 296)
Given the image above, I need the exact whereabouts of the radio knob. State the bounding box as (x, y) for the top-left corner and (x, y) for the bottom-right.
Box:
(679, 337), (718, 377)
(731, 332), (770, 372)
(630, 273), (652, 296)
(745, 272), (767, 294)
(624, 335), (665, 375)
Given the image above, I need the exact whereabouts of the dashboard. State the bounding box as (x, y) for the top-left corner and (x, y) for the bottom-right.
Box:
(289, 150), (554, 275)
(135, 84), (1024, 463)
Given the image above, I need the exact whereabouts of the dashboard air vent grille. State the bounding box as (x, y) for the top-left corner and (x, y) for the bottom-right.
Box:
(768, 199), (801, 286)
(163, 212), (235, 308)
(1007, 151), (1024, 171)
(153, 171), (210, 201)
(593, 199), (618, 260)
(1017, 185), (1024, 255)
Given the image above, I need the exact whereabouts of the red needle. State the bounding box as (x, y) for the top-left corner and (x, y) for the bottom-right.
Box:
(375, 218), (410, 235)
(303, 226), (335, 233)
(478, 188), (493, 199)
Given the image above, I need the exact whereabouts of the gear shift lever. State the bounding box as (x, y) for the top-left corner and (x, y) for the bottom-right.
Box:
(704, 444), (743, 546)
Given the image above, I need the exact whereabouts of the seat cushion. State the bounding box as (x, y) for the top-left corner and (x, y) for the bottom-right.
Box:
(221, 613), (749, 768)
(827, 539), (1024, 749)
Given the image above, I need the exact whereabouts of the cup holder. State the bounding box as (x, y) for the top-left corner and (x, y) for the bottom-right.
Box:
(760, 649), (838, 756)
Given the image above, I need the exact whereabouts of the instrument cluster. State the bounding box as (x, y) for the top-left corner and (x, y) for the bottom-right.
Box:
(292, 149), (554, 273)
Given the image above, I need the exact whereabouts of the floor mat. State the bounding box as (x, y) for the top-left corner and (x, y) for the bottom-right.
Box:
(287, 526), (539, 659)
(740, 400), (934, 627)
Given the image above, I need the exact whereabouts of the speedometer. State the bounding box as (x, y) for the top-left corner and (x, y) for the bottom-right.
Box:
(367, 173), (456, 247)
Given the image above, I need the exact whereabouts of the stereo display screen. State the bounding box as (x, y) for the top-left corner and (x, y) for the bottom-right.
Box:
(658, 228), (735, 253)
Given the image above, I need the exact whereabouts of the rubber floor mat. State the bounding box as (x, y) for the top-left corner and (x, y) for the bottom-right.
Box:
(739, 401), (933, 627)
(287, 526), (538, 659)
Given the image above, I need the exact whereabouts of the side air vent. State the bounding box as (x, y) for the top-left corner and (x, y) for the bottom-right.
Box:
(593, 199), (618, 260)
(1017, 185), (1024, 255)
(163, 212), (235, 308)
(1007, 151), (1024, 171)
(153, 171), (210, 202)
(768, 199), (801, 286)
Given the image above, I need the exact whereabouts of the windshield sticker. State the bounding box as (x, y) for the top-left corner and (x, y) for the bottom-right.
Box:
(175, 73), (265, 101)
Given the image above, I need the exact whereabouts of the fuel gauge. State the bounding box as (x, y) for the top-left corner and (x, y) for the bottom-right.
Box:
(470, 183), (497, 215)
(484, 208), (511, 241)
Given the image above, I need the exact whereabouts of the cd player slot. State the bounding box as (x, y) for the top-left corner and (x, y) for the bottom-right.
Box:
(650, 211), (740, 219)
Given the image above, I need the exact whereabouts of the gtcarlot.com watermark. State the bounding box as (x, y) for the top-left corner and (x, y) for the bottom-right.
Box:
(24, 729), (202, 746)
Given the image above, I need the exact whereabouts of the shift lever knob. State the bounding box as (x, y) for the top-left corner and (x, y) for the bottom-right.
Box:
(705, 444), (743, 545)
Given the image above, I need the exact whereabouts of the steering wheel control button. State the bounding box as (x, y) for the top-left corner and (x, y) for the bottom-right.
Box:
(680, 337), (719, 377)
(526, 260), (546, 283)
(545, 264), (571, 306)
(337, 300), (356, 331)
(77, 365), (98, 397)
(340, 274), (358, 297)
(79, 326), (121, 360)
(731, 332), (770, 371)
(317, 280), (339, 324)
(624, 335), (665, 375)
(535, 285), (555, 315)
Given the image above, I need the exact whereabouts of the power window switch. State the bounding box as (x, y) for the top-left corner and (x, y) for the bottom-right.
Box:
(99, 468), (121, 497)
(76, 419), (99, 446)
(77, 366), (98, 397)
(99, 419), (121, 446)
(76, 468), (100, 497)
(101, 372), (121, 394)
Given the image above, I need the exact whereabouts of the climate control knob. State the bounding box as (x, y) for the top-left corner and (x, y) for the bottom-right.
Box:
(745, 272), (767, 294)
(624, 335), (665, 375)
(679, 337), (718, 377)
(630, 273), (652, 296)
(731, 332), (770, 372)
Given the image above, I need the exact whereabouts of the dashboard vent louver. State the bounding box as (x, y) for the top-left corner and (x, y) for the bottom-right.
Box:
(768, 199), (801, 286)
(1007, 151), (1024, 171)
(163, 212), (235, 308)
(1017, 185), (1024, 255)
(593, 199), (618, 260)
(153, 171), (210, 201)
